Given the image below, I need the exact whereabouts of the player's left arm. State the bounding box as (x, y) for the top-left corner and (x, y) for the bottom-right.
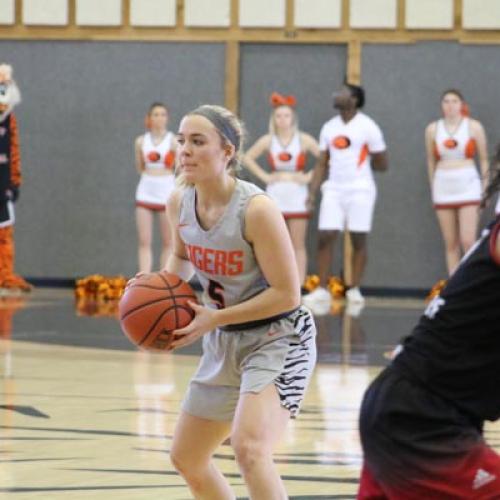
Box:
(471, 119), (489, 192)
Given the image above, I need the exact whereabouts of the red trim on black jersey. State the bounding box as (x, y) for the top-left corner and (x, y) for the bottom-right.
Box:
(489, 219), (500, 266)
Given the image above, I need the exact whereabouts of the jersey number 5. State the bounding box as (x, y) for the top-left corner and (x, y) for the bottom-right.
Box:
(208, 279), (225, 309)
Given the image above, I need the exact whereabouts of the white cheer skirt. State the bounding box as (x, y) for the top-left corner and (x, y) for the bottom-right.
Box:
(135, 173), (175, 211)
(266, 181), (309, 219)
(432, 166), (481, 209)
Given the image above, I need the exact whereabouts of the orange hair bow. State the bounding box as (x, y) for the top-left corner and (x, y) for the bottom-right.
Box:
(270, 92), (297, 108)
(461, 102), (470, 117)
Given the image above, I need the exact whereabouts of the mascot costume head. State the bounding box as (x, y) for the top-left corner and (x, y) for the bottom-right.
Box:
(0, 64), (31, 292)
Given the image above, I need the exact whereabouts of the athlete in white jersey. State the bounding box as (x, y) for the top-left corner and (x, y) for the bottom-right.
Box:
(425, 89), (489, 275)
(134, 102), (176, 273)
(243, 92), (319, 286)
(304, 84), (387, 309)
(164, 105), (316, 500)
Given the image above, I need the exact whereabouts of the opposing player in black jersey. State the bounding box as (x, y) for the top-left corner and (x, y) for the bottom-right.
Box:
(357, 148), (500, 499)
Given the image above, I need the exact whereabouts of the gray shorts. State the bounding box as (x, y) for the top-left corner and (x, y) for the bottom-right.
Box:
(181, 306), (317, 422)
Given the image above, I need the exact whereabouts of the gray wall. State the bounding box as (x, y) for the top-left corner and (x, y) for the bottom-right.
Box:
(2, 40), (499, 289)
(362, 42), (498, 289)
(0, 40), (225, 277)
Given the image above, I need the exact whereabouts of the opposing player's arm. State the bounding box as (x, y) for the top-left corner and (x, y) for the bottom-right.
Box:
(134, 136), (145, 174)
(164, 189), (195, 282)
(211, 195), (301, 327)
(425, 122), (437, 187)
(471, 120), (489, 191)
(242, 135), (272, 184)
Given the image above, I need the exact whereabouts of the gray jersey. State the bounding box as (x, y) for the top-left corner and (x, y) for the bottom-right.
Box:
(178, 179), (269, 309)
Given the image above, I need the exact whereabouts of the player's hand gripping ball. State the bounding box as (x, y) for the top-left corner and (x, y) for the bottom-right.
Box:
(119, 271), (198, 352)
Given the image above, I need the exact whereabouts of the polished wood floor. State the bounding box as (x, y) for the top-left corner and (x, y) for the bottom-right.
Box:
(0, 290), (498, 499)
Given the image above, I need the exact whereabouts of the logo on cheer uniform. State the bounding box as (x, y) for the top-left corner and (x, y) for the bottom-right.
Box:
(147, 151), (161, 162)
(443, 138), (458, 149)
(332, 135), (351, 149)
(278, 152), (293, 162)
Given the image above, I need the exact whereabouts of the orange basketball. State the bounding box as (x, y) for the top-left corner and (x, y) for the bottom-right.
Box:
(119, 271), (198, 352)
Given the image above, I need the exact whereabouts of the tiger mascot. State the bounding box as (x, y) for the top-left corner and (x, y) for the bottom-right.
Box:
(0, 64), (31, 292)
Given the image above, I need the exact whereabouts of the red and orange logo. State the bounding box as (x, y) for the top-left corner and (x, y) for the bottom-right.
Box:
(147, 151), (161, 162)
(332, 135), (351, 149)
(443, 139), (458, 149)
(278, 152), (293, 162)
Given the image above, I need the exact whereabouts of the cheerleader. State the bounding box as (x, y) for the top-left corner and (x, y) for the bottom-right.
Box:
(243, 93), (319, 285)
(134, 102), (176, 273)
(425, 89), (489, 275)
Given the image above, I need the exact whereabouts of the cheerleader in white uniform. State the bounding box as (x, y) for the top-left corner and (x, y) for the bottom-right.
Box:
(425, 89), (489, 275)
(134, 102), (176, 273)
(243, 93), (319, 285)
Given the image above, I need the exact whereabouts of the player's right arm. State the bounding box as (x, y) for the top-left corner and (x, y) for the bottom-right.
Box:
(164, 189), (195, 282)
(425, 122), (437, 190)
(242, 135), (273, 184)
(134, 135), (145, 174)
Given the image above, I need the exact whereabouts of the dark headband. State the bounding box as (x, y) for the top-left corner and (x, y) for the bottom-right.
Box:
(191, 107), (240, 150)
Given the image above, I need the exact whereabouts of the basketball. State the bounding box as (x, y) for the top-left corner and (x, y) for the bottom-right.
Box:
(118, 271), (198, 352)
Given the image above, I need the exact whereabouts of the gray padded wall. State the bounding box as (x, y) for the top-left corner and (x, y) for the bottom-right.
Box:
(362, 42), (498, 289)
(0, 41), (225, 278)
(239, 43), (348, 275)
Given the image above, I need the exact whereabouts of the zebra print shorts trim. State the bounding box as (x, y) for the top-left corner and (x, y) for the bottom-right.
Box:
(275, 307), (317, 418)
(181, 306), (317, 422)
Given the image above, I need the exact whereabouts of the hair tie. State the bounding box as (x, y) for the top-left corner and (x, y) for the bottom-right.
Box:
(269, 92), (297, 108)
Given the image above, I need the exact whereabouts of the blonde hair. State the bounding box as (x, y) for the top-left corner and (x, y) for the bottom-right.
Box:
(175, 105), (246, 187)
(268, 105), (298, 136)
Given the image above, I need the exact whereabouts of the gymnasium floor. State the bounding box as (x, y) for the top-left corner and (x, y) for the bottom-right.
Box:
(1, 289), (499, 499)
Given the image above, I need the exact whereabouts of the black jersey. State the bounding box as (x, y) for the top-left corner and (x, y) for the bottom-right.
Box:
(393, 217), (500, 422)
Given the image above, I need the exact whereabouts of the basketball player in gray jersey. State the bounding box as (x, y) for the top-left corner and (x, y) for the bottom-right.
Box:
(165, 105), (317, 499)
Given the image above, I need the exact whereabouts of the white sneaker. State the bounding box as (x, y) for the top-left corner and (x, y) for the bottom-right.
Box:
(345, 286), (365, 304)
(301, 286), (331, 309)
(345, 301), (365, 318)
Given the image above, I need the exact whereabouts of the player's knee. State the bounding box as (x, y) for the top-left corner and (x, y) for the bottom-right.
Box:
(169, 447), (203, 485)
(231, 435), (266, 473)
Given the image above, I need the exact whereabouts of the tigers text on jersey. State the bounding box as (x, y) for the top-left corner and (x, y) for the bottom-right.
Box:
(393, 217), (500, 421)
(142, 132), (175, 170)
(267, 132), (306, 172)
(434, 118), (476, 162)
(319, 112), (386, 185)
(178, 179), (268, 309)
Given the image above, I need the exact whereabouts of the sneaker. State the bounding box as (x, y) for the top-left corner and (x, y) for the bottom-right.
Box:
(345, 286), (365, 304)
(345, 300), (365, 318)
(301, 286), (331, 309)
